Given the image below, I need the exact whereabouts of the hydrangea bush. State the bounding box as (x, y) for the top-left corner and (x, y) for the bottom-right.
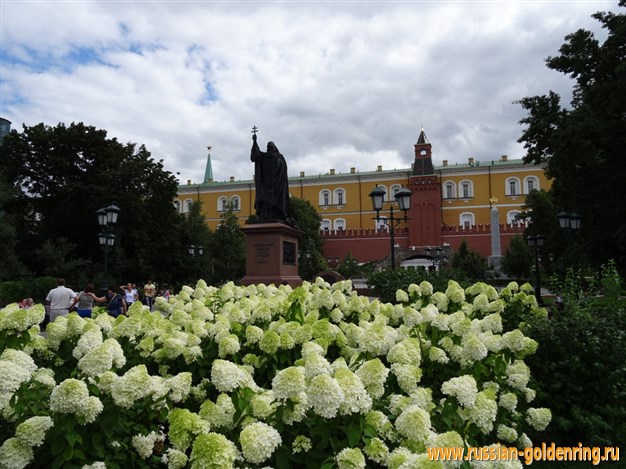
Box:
(0, 278), (549, 469)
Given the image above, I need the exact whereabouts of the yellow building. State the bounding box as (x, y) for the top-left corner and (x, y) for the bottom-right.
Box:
(176, 130), (550, 237)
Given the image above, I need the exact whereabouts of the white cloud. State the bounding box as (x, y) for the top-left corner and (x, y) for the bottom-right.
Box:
(1, 0), (617, 184)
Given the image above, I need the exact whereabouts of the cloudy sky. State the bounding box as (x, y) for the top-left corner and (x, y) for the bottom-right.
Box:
(1, 1), (617, 184)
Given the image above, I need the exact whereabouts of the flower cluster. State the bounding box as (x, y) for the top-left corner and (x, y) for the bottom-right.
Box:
(0, 277), (548, 468)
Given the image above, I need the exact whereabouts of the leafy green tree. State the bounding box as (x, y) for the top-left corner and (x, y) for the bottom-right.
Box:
(0, 178), (27, 281)
(181, 201), (215, 285)
(290, 197), (326, 280)
(451, 239), (487, 280)
(212, 203), (245, 284)
(337, 252), (360, 279)
(501, 235), (532, 279)
(0, 122), (186, 285)
(517, 2), (626, 269)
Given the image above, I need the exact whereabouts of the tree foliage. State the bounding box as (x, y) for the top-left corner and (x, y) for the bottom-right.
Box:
(0, 122), (187, 285)
(212, 203), (246, 284)
(501, 235), (532, 279)
(451, 239), (487, 280)
(517, 2), (626, 269)
(290, 197), (326, 280)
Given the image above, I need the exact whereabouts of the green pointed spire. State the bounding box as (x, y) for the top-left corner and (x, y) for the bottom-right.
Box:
(204, 145), (214, 183)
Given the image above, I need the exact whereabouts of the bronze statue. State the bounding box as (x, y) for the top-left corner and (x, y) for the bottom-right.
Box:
(250, 127), (292, 224)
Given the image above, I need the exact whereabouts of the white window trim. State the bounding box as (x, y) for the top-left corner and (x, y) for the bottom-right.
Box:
(217, 196), (228, 212)
(334, 218), (346, 231)
(321, 219), (331, 231)
(443, 180), (456, 200)
(319, 189), (331, 207)
(173, 199), (182, 213)
(523, 176), (539, 194)
(459, 212), (475, 228)
(458, 179), (473, 199)
(333, 188), (346, 206)
(183, 198), (193, 214)
(505, 177), (521, 196)
(507, 210), (521, 225)
(230, 195), (241, 211)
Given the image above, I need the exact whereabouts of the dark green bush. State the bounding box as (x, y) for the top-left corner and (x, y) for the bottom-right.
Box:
(523, 262), (626, 447)
(0, 276), (57, 305)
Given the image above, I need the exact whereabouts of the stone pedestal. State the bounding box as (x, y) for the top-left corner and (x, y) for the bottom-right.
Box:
(240, 222), (303, 287)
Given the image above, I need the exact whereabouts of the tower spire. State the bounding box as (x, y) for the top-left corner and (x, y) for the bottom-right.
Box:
(204, 145), (214, 183)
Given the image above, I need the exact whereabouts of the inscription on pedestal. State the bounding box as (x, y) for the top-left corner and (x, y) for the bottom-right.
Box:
(254, 243), (272, 264)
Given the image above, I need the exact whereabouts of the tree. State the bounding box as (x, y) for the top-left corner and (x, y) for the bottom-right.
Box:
(501, 235), (532, 279)
(181, 201), (214, 285)
(0, 122), (187, 285)
(337, 252), (360, 279)
(451, 239), (487, 280)
(290, 197), (327, 280)
(212, 202), (245, 284)
(517, 2), (626, 270)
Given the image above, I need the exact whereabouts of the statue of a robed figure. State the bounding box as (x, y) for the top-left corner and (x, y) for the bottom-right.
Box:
(250, 127), (292, 224)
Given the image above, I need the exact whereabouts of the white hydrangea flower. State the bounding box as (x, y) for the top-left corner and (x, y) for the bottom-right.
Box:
(526, 407), (551, 431)
(50, 378), (103, 424)
(161, 448), (188, 469)
(110, 365), (153, 408)
(81, 462), (107, 469)
(282, 391), (309, 425)
(497, 424), (518, 443)
(72, 327), (104, 361)
(217, 334), (240, 358)
(431, 292), (449, 312)
(0, 437), (34, 469)
(499, 392), (518, 413)
(132, 431), (164, 459)
(395, 404), (432, 443)
(431, 313), (450, 331)
(336, 447), (366, 469)
(428, 346), (449, 364)
(15, 416), (54, 447)
(391, 363), (422, 394)
(356, 358), (390, 399)
(239, 422), (282, 464)
(199, 393), (235, 430)
(304, 352), (333, 378)
(387, 338), (422, 366)
(460, 333), (488, 364)
(358, 319), (398, 357)
(307, 374), (344, 419)
(364, 436), (389, 464)
(0, 350), (37, 395)
(292, 434), (312, 453)
(468, 391), (498, 434)
(166, 372), (192, 403)
(211, 359), (258, 393)
(506, 360), (530, 391)
(446, 280), (466, 304)
(334, 367), (372, 415)
(78, 338), (126, 376)
(396, 289), (409, 303)
(272, 367), (306, 400)
(420, 281), (434, 296)
(31, 368), (56, 389)
(441, 375), (478, 408)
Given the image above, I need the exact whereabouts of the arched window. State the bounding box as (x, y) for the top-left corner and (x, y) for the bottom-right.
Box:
(319, 190), (331, 207)
(506, 177), (521, 196)
(524, 176), (539, 194)
(443, 181), (456, 200)
(507, 210), (521, 225)
(321, 219), (331, 231)
(460, 212), (475, 228)
(334, 218), (346, 231)
(183, 199), (193, 214)
(231, 195), (240, 211)
(173, 200), (181, 213)
(333, 188), (346, 206)
(459, 180), (473, 199)
(390, 184), (403, 200)
(217, 196), (228, 212)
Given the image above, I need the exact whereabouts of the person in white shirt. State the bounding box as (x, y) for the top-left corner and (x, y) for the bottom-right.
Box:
(45, 278), (76, 322)
(121, 282), (138, 313)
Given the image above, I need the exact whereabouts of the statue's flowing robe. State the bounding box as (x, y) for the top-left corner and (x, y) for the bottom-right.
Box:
(250, 141), (290, 221)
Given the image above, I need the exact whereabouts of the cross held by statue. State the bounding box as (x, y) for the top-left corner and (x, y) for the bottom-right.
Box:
(251, 125), (258, 135)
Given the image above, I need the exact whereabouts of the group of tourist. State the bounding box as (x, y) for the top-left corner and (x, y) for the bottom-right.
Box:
(43, 278), (163, 322)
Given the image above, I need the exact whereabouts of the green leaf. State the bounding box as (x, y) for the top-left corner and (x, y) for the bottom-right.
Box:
(62, 444), (74, 461)
(347, 422), (362, 446)
(51, 437), (65, 456)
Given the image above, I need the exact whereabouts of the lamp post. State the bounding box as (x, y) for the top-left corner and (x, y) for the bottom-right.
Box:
(424, 246), (447, 271)
(526, 234), (544, 305)
(188, 244), (204, 281)
(369, 186), (412, 270)
(96, 204), (121, 288)
(557, 211), (582, 236)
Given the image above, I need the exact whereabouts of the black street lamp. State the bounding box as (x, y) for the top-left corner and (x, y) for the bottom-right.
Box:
(424, 246), (447, 271)
(189, 244), (204, 281)
(369, 186), (412, 270)
(557, 211), (582, 235)
(526, 234), (545, 305)
(96, 204), (121, 288)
